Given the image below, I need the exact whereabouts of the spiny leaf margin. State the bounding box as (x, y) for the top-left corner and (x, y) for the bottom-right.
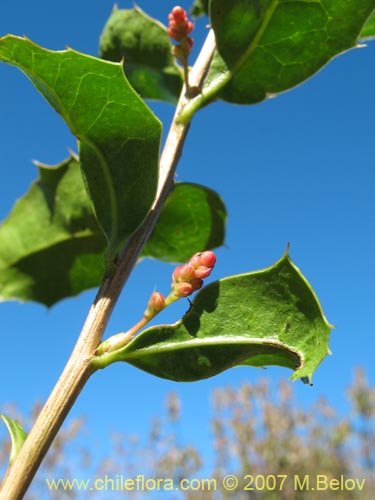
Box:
(0, 156), (106, 306)
(209, 0), (375, 104)
(93, 251), (333, 384)
(181, 0), (375, 118)
(0, 35), (161, 261)
(99, 6), (183, 103)
(0, 161), (226, 305)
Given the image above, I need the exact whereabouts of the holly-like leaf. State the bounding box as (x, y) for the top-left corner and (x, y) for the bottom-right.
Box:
(0, 166), (226, 305)
(184, 0), (375, 112)
(0, 157), (106, 306)
(0, 36), (161, 260)
(95, 251), (333, 384)
(0, 415), (27, 464)
(99, 6), (183, 103)
(142, 182), (226, 263)
(361, 10), (375, 39)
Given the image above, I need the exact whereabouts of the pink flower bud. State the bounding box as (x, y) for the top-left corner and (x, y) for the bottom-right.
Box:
(200, 251), (217, 268)
(173, 282), (194, 297)
(189, 252), (203, 268)
(189, 251), (216, 272)
(169, 251), (216, 302)
(167, 27), (179, 39)
(178, 263), (196, 282)
(194, 266), (212, 279)
(170, 6), (186, 23)
(172, 263), (196, 283)
(172, 265), (183, 283)
(151, 291), (166, 310)
(167, 6), (194, 55)
(144, 291), (165, 319)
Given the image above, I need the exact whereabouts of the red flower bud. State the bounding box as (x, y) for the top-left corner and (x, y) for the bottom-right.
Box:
(168, 7), (194, 40)
(170, 6), (186, 23)
(172, 265), (183, 283)
(194, 266), (212, 279)
(189, 252), (202, 268)
(144, 291), (165, 319)
(173, 282), (194, 297)
(168, 6), (194, 59)
(179, 263), (196, 282)
(173, 263), (196, 283)
(200, 251), (217, 268)
(189, 251), (216, 273)
(168, 251), (216, 302)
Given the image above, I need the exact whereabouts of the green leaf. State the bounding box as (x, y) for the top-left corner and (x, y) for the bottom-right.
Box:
(95, 251), (333, 384)
(191, 0), (209, 17)
(142, 182), (227, 263)
(99, 6), (183, 103)
(0, 415), (27, 464)
(0, 168), (225, 305)
(185, 0), (375, 110)
(0, 157), (107, 306)
(0, 36), (161, 260)
(361, 10), (375, 39)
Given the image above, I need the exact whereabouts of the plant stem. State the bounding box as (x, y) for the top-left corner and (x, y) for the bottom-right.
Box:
(183, 62), (191, 94)
(0, 29), (216, 500)
(179, 1), (278, 123)
(96, 316), (149, 355)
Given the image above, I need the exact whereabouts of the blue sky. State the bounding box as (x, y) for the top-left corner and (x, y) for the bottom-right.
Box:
(1, 0), (375, 490)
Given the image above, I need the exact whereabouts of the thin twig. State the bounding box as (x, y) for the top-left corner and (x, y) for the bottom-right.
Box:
(0, 29), (215, 500)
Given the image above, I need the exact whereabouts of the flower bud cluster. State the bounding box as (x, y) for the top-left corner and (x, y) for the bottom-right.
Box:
(142, 251), (216, 323)
(168, 6), (194, 43)
(168, 6), (194, 63)
(171, 251), (216, 299)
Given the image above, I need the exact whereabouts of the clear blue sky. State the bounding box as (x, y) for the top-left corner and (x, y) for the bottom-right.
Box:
(1, 0), (374, 490)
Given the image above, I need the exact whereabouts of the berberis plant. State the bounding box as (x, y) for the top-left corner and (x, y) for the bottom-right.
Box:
(0, 1), (374, 498)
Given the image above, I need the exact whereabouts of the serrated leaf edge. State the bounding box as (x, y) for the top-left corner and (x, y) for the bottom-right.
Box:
(0, 35), (160, 256)
(0, 155), (103, 269)
(93, 251), (333, 382)
(179, 0), (278, 120)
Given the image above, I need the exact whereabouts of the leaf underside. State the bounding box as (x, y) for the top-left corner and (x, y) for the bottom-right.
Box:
(0, 162), (226, 305)
(102, 251), (333, 384)
(0, 157), (106, 306)
(360, 10), (375, 39)
(99, 6), (183, 103)
(142, 182), (227, 262)
(204, 0), (375, 104)
(0, 35), (161, 259)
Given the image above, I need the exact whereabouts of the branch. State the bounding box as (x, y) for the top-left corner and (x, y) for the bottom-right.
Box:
(0, 29), (216, 500)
